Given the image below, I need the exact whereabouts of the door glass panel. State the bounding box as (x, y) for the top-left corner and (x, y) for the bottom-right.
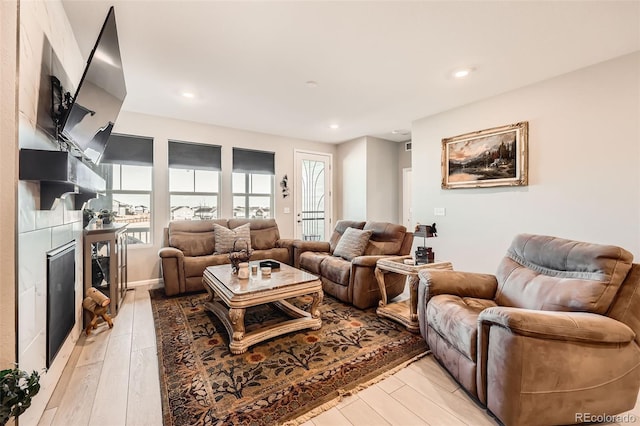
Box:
(301, 159), (325, 241)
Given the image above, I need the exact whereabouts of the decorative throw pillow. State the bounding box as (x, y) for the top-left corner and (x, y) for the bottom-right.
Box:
(333, 227), (373, 261)
(213, 223), (251, 254)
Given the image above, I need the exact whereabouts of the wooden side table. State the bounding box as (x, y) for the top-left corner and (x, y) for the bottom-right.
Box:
(375, 255), (453, 333)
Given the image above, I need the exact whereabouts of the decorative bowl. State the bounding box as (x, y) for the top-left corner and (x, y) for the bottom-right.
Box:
(228, 238), (252, 273)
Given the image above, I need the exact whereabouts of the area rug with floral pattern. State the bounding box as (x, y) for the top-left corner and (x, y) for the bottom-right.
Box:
(150, 289), (428, 426)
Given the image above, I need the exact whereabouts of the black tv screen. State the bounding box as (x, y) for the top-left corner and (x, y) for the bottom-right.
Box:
(61, 6), (126, 165)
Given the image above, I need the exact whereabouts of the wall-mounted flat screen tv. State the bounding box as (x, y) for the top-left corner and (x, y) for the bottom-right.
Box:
(60, 6), (126, 165)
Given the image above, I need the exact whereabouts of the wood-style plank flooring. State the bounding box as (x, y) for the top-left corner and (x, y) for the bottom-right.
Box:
(38, 285), (640, 426)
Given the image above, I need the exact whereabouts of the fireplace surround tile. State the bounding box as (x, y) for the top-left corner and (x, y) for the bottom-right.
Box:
(18, 228), (51, 293)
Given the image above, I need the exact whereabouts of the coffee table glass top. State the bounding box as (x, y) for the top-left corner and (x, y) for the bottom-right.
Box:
(205, 260), (319, 295)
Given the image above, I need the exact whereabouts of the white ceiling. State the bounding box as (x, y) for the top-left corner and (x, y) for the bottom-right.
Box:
(61, 1), (640, 144)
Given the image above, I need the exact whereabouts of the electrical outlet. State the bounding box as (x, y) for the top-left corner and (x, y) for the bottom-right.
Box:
(434, 207), (446, 216)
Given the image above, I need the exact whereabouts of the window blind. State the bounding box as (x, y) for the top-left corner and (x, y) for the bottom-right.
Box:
(101, 134), (153, 166)
(169, 140), (221, 171)
(232, 148), (275, 175)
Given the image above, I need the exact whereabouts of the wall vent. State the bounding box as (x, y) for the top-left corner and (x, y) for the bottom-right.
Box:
(405, 141), (412, 151)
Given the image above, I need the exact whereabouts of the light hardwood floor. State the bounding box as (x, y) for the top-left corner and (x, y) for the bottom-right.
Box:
(38, 286), (640, 426)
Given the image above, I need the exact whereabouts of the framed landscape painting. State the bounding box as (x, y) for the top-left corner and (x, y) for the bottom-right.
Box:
(441, 121), (528, 189)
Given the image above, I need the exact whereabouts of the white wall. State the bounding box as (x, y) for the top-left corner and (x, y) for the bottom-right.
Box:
(366, 136), (399, 223)
(110, 111), (337, 282)
(336, 136), (402, 223)
(412, 52), (640, 273)
(17, 1), (86, 424)
(336, 137), (367, 221)
(1, 0), (19, 373)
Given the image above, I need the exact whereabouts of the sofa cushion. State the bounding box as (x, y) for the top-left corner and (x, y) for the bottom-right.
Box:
(299, 251), (331, 275)
(320, 256), (351, 287)
(427, 295), (497, 361)
(329, 221), (366, 253)
(213, 223), (251, 254)
(495, 234), (634, 314)
(333, 227), (373, 261)
(363, 222), (407, 256)
(248, 247), (290, 265)
(229, 218), (280, 250)
(184, 254), (229, 278)
(168, 219), (228, 256)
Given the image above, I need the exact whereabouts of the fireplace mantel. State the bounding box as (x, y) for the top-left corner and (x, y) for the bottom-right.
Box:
(19, 149), (106, 210)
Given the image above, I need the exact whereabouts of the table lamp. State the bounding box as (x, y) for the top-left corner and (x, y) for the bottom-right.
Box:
(414, 223), (437, 264)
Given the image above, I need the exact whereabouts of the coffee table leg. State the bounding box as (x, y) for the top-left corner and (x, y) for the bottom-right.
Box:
(408, 275), (419, 322)
(310, 290), (323, 322)
(375, 267), (389, 307)
(229, 308), (246, 341)
(204, 279), (216, 303)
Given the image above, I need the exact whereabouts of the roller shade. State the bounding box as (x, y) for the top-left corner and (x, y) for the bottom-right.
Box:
(169, 140), (221, 171)
(232, 148), (275, 175)
(101, 134), (153, 166)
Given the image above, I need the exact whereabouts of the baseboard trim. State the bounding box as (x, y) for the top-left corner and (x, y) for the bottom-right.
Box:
(128, 278), (163, 288)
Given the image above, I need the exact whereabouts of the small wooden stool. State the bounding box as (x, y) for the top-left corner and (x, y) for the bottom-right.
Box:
(83, 287), (114, 335)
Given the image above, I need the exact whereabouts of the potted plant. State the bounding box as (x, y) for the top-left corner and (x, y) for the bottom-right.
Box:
(82, 208), (96, 228)
(0, 366), (41, 425)
(98, 209), (117, 225)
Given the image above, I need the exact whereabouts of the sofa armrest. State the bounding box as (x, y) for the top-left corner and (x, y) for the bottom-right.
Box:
(352, 255), (392, 267)
(292, 240), (331, 268)
(276, 238), (295, 249)
(292, 240), (330, 252)
(158, 247), (185, 296)
(158, 246), (184, 259)
(418, 269), (498, 302)
(276, 239), (295, 265)
(479, 307), (635, 343)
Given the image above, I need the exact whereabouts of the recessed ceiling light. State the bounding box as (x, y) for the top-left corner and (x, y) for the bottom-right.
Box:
(329, 123), (339, 130)
(392, 129), (410, 135)
(306, 80), (319, 88)
(182, 91), (195, 98)
(452, 68), (474, 79)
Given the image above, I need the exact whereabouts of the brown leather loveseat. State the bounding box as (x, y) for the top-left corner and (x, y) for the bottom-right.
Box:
(418, 233), (640, 425)
(293, 220), (413, 309)
(159, 218), (294, 296)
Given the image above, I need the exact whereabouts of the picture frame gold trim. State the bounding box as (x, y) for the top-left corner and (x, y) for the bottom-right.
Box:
(441, 121), (528, 189)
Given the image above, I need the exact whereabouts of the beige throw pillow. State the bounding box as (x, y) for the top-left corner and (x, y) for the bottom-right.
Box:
(213, 223), (251, 254)
(333, 227), (373, 261)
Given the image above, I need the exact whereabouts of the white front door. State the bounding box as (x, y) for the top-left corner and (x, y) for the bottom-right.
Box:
(294, 151), (332, 241)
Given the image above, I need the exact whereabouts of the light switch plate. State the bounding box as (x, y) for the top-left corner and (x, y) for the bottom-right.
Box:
(283, 207), (291, 214)
(434, 207), (446, 216)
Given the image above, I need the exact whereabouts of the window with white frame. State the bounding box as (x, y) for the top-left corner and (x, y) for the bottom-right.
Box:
(169, 140), (221, 220)
(232, 148), (275, 219)
(97, 134), (153, 245)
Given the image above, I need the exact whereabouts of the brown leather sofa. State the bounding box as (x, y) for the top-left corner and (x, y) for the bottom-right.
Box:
(418, 234), (640, 426)
(293, 220), (413, 309)
(158, 218), (294, 296)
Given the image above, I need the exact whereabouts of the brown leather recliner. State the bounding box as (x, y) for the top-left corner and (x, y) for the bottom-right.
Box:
(293, 220), (413, 309)
(158, 218), (294, 296)
(418, 233), (640, 426)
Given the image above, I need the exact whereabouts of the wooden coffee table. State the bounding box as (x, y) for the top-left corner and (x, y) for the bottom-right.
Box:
(202, 260), (323, 354)
(375, 255), (453, 333)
